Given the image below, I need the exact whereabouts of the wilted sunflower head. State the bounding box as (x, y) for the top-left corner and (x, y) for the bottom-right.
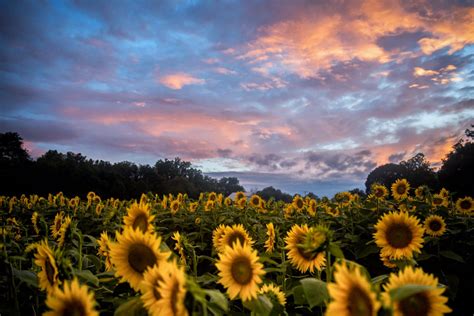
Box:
(382, 266), (452, 316)
(391, 179), (410, 200)
(374, 211), (424, 260)
(424, 215), (446, 237)
(123, 201), (155, 234)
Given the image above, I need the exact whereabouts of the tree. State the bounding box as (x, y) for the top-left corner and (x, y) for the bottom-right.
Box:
(0, 132), (30, 162)
(438, 127), (474, 198)
(255, 186), (292, 202)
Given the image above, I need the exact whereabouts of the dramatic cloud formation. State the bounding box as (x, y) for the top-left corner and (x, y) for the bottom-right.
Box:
(0, 0), (472, 195)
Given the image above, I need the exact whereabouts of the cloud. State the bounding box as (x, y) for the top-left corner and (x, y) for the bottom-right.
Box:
(158, 73), (205, 90)
(413, 67), (439, 77)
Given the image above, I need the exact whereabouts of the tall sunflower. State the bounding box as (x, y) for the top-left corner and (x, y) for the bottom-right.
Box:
(307, 199), (317, 216)
(188, 202), (198, 213)
(109, 227), (170, 291)
(216, 241), (265, 301)
(172, 231), (186, 265)
(264, 223), (275, 253)
(123, 201), (155, 234)
(284, 224), (326, 273)
(155, 261), (189, 316)
(374, 212), (424, 260)
(140, 262), (170, 315)
(212, 224), (228, 251)
(170, 200), (180, 214)
(97, 231), (113, 271)
(292, 195), (305, 212)
(218, 224), (254, 253)
(57, 216), (72, 247)
(455, 196), (474, 214)
(259, 283), (286, 306)
(371, 184), (388, 200)
(382, 266), (452, 316)
(34, 239), (60, 293)
(234, 191), (246, 202)
(431, 194), (448, 208)
(415, 186), (427, 200)
(391, 179), (410, 200)
(326, 262), (381, 316)
(249, 195), (262, 208)
(50, 212), (64, 239)
(44, 278), (99, 316)
(424, 215), (446, 237)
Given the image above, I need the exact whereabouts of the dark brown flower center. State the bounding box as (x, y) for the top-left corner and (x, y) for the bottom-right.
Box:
(460, 200), (471, 210)
(386, 223), (413, 248)
(45, 258), (56, 285)
(231, 258), (253, 285)
(128, 244), (157, 273)
(397, 184), (407, 195)
(428, 220), (442, 232)
(398, 292), (430, 316)
(132, 213), (149, 233)
(375, 188), (384, 197)
(227, 232), (246, 248)
(61, 299), (86, 316)
(347, 286), (373, 316)
(295, 199), (303, 209)
(170, 279), (180, 315)
(433, 197), (443, 206)
(251, 197), (260, 205)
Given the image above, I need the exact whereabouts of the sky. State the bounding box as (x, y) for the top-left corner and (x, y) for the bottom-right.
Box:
(1, 0), (473, 196)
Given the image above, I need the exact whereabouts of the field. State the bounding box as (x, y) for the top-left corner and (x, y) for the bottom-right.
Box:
(1, 182), (473, 315)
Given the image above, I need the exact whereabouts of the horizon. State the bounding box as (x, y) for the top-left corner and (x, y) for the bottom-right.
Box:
(1, 1), (473, 196)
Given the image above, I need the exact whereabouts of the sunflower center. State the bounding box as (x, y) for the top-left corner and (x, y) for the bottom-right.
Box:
(45, 258), (56, 285)
(396, 185), (406, 195)
(170, 279), (181, 315)
(460, 200), (471, 210)
(375, 189), (384, 198)
(428, 220), (442, 232)
(398, 292), (430, 316)
(386, 224), (413, 248)
(132, 213), (149, 232)
(433, 197), (443, 205)
(128, 244), (157, 273)
(61, 299), (86, 316)
(55, 219), (62, 232)
(227, 233), (245, 248)
(231, 258), (253, 285)
(347, 286), (373, 316)
(296, 199), (303, 209)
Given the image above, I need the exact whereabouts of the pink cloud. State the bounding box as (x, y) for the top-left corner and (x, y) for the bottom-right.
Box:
(158, 72), (205, 90)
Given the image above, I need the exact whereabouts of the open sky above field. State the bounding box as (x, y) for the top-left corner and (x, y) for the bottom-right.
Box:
(1, 1), (473, 196)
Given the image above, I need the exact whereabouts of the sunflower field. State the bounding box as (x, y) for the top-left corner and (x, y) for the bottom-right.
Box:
(1, 181), (473, 315)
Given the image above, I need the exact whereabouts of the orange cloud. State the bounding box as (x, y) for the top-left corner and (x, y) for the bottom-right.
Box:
(413, 67), (439, 77)
(158, 72), (205, 90)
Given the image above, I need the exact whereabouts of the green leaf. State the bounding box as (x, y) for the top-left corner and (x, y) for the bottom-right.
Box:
(114, 297), (147, 316)
(390, 284), (433, 301)
(356, 245), (379, 259)
(74, 269), (99, 287)
(205, 289), (228, 315)
(12, 267), (38, 288)
(291, 285), (306, 305)
(439, 250), (465, 263)
(243, 295), (273, 316)
(371, 274), (388, 287)
(300, 278), (329, 308)
(328, 243), (344, 258)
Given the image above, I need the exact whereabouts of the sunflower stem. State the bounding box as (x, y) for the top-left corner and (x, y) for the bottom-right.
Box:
(325, 250), (331, 283)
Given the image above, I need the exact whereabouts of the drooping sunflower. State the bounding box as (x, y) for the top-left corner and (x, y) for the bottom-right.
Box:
(424, 215), (446, 237)
(326, 262), (381, 316)
(218, 224), (254, 252)
(431, 194), (448, 208)
(264, 223), (275, 253)
(50, 212), (64, 239)
(292, 195), (305, 212)
(155, 260), (189, 316)
(212, 224), (228, 251)
(391, 179), (410, 200)
(97, 231), (113, 271)
(32, 211), (40, 234)
(259, 283), (286, 306)
(372, 184), (388, 200)
(285, 224), (326, 273)
(109, 227), (170, 291)
(34, 239), (60, 293)
(57, 216), (72, 247)
(44, 278), (99, 316)
(172, 231), (186, 265)
(216, 241), (265, 301)
(249, 195), (262, 208)
(382, 266), (452, 316)
(455, 196), (474, 214)
(374, 212), (424, 260)
(123, 201), (155, 234)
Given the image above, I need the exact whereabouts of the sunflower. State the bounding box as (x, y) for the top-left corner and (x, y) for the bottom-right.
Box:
(224, 197), (233, 206)
(205, 200), (215, 212)
(325, 205), (340, 217)
(285, 224), (326, 273)
(326, 262), (381, 316)
(188, 202), (198, 213)
(123, 201), (155, 234)
(208, 192), (217, 202)
(307, 199), (317, 216)
(455, 196), (474, 214)
(380, 253), (397, 269)
(140, 262), (171, 315)
(170, 200), (180, 214)
(155, 260), (189, 316)
(236, 198), (247, 210)
(259, 283), (286, 306)
(264, 223), (275, 253)
(34, 239), (60, 293)
(336, 192), (353, 206)
(424, 215), (446, 237)
(87, 191), (95, 201)
(431, 194), (448, 208)
(51, 212), (64, 239)
(235, 191), (246, 202)
(109, 227), (170, 291)
(439, 188), (449, 199)
(382, 266), (452, 316)
(172, 231), (186, 265)
(57, 216), (72, 247)
(44, 278), (99, 316)
(415, 186), (427, 200)
(216, 241), (265, 301)
(372, 184), (388, 200)
(218, 224), (254, 252)
(161, 196), (168, 210)
(391, 179), (410, 200)
(212, 224), (228, 251)
(249, 195), (261, 208)
(97, 231), (113, 271)
(292, 195), (304, 212)
(374, 212), (424, 260)
(32, 211), (40, 234)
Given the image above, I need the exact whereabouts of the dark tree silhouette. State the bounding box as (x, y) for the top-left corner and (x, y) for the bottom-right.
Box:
(255, 186), (292, 202)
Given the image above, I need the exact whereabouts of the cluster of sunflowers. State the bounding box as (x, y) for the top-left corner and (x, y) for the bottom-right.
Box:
(0, 179), (473, 315)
